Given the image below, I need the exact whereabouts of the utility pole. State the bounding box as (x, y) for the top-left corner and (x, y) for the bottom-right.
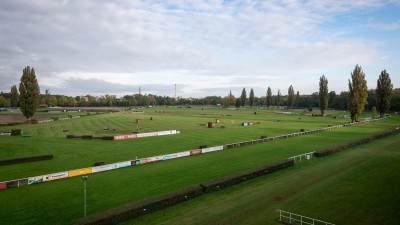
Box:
(81, 175), (88, 217)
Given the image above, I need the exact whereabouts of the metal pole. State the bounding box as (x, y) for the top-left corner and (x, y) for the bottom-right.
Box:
(81, 176), (88, 217)
(84, 179), (86, 217)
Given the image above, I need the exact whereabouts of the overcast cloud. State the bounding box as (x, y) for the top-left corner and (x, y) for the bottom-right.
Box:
(1, 0), (399, 98)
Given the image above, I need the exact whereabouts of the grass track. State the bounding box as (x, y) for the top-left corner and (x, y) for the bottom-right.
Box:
(0, 107), (399, 224)
(123, 132), (400, 225)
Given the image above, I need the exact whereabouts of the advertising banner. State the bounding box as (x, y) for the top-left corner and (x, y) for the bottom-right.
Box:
(176, 151), (190, 158)
(92, 164), (114, 173)
(28, 176), (44, 185)
(136, 132), (158, 138)
(0, 182), (7, 190)
(202, 145), (224, 153)
(115, 161), (131, 168)
(163, 153), (178, 160)
(190, 149), (202, 155)
(68, 168), (92, 177)
(139, 158), (149, 164)
(114, 134), (137, 140)
(158, 130), (177, 136)
(147, 156), (163, 163)
(131, 160), (139, 166)
(43, 172), (69, 181)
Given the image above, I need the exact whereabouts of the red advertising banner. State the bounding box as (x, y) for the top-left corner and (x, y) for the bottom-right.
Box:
(114, 134), (137, 140)
(190, 149), (202, 155)
(0, 182), (6, 190)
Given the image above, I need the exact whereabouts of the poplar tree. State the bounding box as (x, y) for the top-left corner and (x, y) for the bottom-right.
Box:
(240, 88), (246, 107)
(287, 85), (295, 109)
(348, 65), (368, 122)
(19, 66), (40, 119)
(376, 70), (393, 118)
(276, 89), (281, 106)
(266, 87), (272, 107)
(10, 85), (19, 107)
(249, 88), (255, 107)
(319, 75), (329, 116)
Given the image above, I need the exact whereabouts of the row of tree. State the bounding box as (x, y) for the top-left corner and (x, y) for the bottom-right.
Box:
(0, 65), (397, 120)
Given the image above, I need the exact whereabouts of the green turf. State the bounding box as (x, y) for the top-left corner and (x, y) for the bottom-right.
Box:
(0, 107), (398, 224)
(122, 132), (400, 225)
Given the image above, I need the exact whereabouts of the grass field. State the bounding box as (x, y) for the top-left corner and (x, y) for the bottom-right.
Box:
(123, 132), (400, 225)
(0, 107), (399, 224)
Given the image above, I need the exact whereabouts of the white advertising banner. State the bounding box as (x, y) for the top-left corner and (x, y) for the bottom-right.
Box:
(136, 132), (158, 138)
(28, 176), (44, 185)
(176, 151), (190, 158)
(201, 145), (224, 154)
(92, 164), (115, 173)
(163, 153), (178, 160)
(157, 130), (177, 136)
(115, 161), (131, 168)
(147, 156), (163, 163)
(43, 171), (68, 181)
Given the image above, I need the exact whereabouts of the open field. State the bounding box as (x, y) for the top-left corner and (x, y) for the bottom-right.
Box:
(124, 132), (400, 225)
(0, 107), (399, 224)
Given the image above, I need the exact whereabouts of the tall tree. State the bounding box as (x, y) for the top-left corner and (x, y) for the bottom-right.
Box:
(249, 88), (255, 107)
(240, 88), (247, 107)
(287, 85), (295, 109)
(348, 65), (368, 122)
(266, 87), (272, 107)
(0, 96), (10, 107)
(319, 75), (329, 115)
(235, 98), (241, 108)
(19, 66), (40, 119)
(295, 91), (300, 107)
(276, 89), (281, 106)
(44, 89), (50, 106)
(10, 85), (19, 107)
(223, 90), (236, 107)
(376, 70), (393, 118)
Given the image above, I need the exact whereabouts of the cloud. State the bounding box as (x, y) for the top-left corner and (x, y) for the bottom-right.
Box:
(0, 0), (399, 97)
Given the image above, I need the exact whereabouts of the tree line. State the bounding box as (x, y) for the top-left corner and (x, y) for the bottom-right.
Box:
(0, 65), (398, 120)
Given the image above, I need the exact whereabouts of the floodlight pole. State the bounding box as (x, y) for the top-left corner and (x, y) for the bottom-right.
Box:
(81, 175), (88, 217)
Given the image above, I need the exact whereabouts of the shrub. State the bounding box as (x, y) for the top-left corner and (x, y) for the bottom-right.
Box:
(11, 129), (21, 136)
(0, 154), (53, 166)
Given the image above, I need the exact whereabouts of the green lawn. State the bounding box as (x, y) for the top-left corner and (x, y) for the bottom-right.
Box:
(123, 132), (400, 225)
(0, 107), (398, 224)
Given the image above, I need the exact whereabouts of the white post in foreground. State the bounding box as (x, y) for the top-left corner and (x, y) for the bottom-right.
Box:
(81, 175), (89, 217)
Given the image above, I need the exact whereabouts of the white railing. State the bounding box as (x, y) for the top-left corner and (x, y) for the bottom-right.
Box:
(276, 209), (335, 225)
(288, 151), (315, 162)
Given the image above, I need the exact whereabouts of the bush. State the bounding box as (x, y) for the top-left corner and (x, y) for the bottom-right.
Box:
(314, 128), (400, 157)
(11, 129), (21, 136)
(0, 154), (53, 166)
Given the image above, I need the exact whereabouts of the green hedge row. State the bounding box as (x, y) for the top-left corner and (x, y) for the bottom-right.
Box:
(73, 159), (294, 225)
(200, 159), (294, 193)
(0, 154), (53, 166)
(314, 127), (400, 157)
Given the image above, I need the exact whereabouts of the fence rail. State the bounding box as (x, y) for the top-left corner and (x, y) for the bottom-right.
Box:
(276, 209), (335, 225)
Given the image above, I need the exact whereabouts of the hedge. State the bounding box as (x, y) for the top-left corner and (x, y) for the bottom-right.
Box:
(314, 127), (400, 157)
(66, 135), (114, 140)
(0, 154), (53, 166)
(73, 159), (294, 225)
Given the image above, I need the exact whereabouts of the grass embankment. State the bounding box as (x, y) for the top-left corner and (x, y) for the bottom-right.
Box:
(124, 132), (400, 225)
(0, 107), (398, 224)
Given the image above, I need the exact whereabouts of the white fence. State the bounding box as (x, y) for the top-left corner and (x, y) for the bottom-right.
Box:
(276, 209), (335, 225)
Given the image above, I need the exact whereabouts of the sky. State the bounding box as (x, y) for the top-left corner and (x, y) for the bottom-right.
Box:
(0, 0), (399, 98)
